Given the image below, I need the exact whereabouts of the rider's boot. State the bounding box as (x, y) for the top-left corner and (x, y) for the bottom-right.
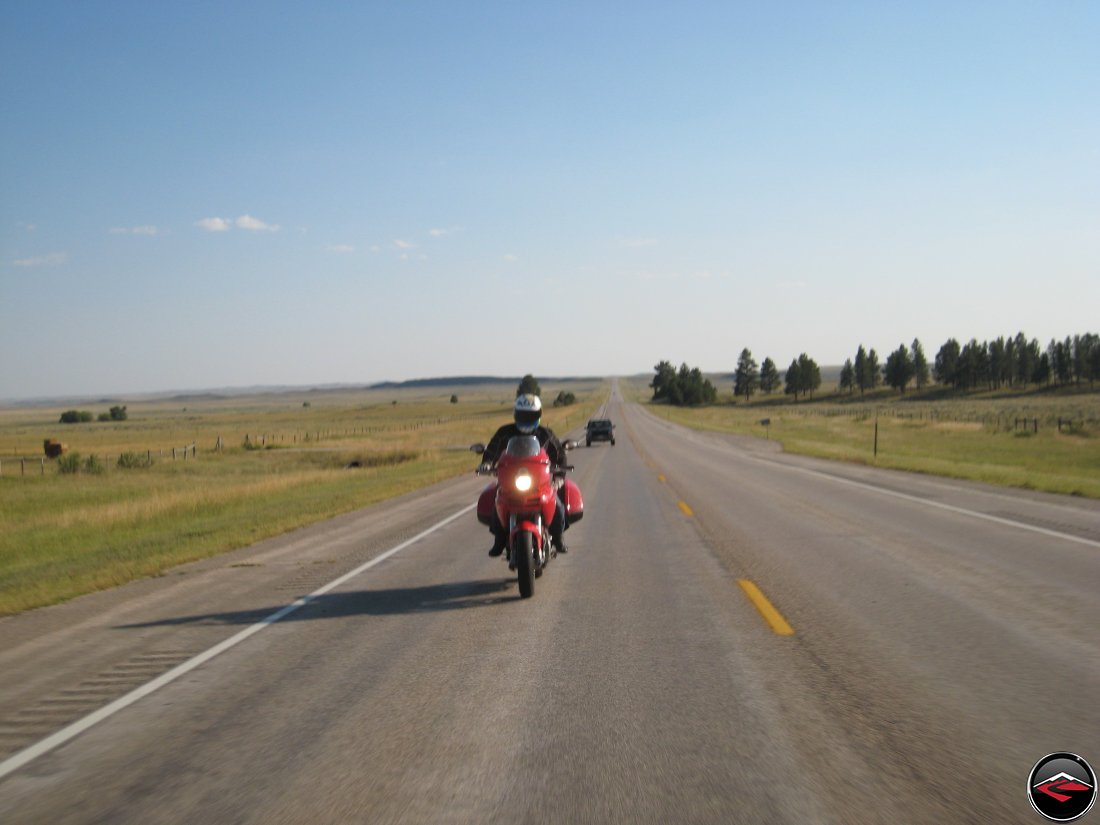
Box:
(551, 527), (567, 554)
(488, 533), (506, 557)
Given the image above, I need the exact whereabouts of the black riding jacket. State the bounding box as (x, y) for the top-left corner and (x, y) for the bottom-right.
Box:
(481, 424), (566, 469)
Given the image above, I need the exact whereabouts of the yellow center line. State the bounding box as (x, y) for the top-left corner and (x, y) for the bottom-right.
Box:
(677, 500), (694, 517)
(657, 473), (666, 483)
(738, 579), (795, 636)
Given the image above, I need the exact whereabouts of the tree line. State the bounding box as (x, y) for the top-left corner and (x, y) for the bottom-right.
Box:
(930, 333), (1099, 391)
(732, 350), (822, 401)
(651, 361), (719, 406)
(654, 330), (1098, 407)
(60, 406), (128, 423)
(841, 333), (1100, 394)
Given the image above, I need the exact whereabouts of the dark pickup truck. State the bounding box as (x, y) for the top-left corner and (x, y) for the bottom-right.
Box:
(585, 419), (615, 447)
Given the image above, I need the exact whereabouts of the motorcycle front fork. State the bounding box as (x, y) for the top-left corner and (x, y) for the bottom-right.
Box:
(506, 515), (549, 569)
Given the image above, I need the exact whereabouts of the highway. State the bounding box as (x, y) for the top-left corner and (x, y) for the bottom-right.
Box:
(2, 383), (1098, 823)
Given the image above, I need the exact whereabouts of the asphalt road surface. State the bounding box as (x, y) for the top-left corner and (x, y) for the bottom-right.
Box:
(2, 383), (1098, 823)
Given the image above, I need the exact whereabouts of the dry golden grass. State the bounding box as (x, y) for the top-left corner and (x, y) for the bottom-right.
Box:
(0, 381), (607, 614)
(621, 375), (1100, 498)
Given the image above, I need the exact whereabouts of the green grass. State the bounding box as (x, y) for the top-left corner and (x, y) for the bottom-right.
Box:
(621, 376), (1100, 498)
(0, 382), (606, 614)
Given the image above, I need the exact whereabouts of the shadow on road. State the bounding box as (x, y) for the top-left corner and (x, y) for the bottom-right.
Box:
(116, 578), (519, 629)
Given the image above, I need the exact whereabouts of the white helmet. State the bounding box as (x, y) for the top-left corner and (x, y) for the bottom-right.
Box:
(514, 394), (542, 433)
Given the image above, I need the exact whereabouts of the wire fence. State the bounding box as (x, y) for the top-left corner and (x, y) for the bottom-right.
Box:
(783, 403), (1100, 433)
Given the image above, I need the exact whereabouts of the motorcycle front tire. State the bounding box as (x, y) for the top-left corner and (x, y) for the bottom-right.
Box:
(516, 531), (535, 598)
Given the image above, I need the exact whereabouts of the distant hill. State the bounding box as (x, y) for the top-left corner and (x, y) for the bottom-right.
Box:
(368, 376), (601, 390)
(2, 376), (607, 407)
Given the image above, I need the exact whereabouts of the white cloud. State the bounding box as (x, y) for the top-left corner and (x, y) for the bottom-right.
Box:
(110, 225), (159, 235)
(196, 215), (280, 232)
(328, 244), (355, 253)
(429, 226), (463, 237)
(16, 221), (37, 232)
(394, 239), (415, 249)
(503, 253), (519, 262)
(236, 214), (279, 232)
(617, 237), (658, 248)
(370, 245), (381, 252)
(13, 251), (67, 267)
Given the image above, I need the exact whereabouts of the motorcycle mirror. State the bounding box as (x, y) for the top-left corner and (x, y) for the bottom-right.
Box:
(470, 443), (485, 454)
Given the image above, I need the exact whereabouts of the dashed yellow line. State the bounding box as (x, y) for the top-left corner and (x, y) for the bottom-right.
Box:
(657, 473), (666, 483)
(677, 500), (694, 517)
(738, 579), (795, 636)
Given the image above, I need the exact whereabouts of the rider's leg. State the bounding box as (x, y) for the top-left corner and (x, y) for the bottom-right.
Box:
(488, 510), (507, 556)
(550, 496), (567, 553)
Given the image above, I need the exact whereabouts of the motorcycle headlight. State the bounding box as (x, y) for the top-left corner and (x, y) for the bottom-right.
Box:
(514, 472), (533, 493)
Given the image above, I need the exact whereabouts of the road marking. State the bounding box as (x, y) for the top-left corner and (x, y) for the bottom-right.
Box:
(0, 503), (477, 783)
(738, 579), (795, 636)
(657, 473), (666, 483)
(638, 401), (1099, 550)
(766, 460), (1100, 549)
(677, 500), (694, 517)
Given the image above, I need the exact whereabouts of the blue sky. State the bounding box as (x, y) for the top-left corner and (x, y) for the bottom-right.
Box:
(2, 2), (1097, 399)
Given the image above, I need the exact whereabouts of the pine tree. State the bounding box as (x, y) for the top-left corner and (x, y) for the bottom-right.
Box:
(516, 374), (541, 398)
(839, 359), (855, 395)
(934, 339), (961, 386)
(865, 348), (881, 390)
(759, 358), (780, 394)
(797, 353), (821, 399)
(784, 359), (802, 401)
(854, 345), (868, 395)
(911, 339), (930, 389)
(734, 348), (760, 400)
(884, 344), (914, 393)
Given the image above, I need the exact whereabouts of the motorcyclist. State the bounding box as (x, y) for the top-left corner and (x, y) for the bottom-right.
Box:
(479, 394), (569, 557)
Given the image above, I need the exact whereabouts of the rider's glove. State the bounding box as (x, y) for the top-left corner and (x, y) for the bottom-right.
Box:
(477, 462), (492, 474)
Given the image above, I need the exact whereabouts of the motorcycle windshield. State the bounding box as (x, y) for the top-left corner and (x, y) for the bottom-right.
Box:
(504, 435), (542, 458)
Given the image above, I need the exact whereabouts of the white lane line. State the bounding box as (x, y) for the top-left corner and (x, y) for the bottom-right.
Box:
(0, 503), (476, 783)
(765, 460), (1100, 549)
(630, 400), (1100, 548)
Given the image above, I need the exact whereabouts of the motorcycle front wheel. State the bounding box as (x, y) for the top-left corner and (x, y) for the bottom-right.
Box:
(515, 531), (535, 598)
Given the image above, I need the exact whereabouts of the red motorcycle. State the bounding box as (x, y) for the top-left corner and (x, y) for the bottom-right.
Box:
(475, 435), (583, 598)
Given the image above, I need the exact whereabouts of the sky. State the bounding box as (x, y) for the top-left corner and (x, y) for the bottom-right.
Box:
(2, 1), (1098, 400)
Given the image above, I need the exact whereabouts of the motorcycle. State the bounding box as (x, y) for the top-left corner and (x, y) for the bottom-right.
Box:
(473, 435), (583, 598)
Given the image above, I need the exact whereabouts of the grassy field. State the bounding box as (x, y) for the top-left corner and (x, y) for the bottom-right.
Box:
(0, 381), (605, 615)
(622, 376), (1100, 499)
